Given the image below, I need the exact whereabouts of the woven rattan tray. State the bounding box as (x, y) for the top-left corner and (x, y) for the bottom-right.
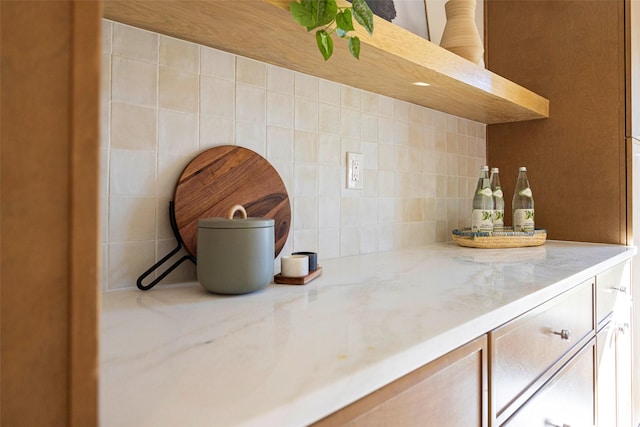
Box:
(452, 228), (547, 249)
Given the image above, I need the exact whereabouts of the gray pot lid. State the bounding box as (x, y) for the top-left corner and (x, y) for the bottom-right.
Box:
(198, 217), (274, 229)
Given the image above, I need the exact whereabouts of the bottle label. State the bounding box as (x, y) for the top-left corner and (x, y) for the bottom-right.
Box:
(518, 188), (533, 197)
(493, 209), (505, 230)
(513, 209), (535, 232)
(472, 209), (493, 232)
(478, 187), (493, 197)
(493, 189), (504, 198)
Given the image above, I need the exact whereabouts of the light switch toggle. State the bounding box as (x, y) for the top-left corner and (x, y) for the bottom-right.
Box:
(347, 152), (364, 189)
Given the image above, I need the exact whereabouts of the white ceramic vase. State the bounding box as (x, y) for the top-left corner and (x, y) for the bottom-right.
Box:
(439, 0), (484, 65)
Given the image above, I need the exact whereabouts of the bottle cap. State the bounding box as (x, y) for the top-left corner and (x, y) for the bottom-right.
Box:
(481, 165), (489, 171)
(491, 167), (499, 173)
(519, 166), (527, 171)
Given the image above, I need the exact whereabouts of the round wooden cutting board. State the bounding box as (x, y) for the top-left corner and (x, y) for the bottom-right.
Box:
(173, 145), (291, 258)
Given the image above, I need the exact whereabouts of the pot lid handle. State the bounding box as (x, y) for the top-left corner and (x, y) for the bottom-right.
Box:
(228, 204), (248, 220)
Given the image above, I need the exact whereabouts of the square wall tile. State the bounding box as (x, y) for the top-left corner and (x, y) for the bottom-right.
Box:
(156, 152), (192, 197)
(236, 84), (266, 123)
(158, 109), (198, 156)
(294, 131), (317, 164)
(318, 133), (340, 165)
(318, 228), (340, 259)
(110, 149), (157, 196)
(294, 165), (317, 197)
(340, 108), (360, 139)
(111, 102), (157, 151)
(361, 92), (378, 114)
(292, 229), (318, 253)
(293, 197), (318, 230)
(319, 103), (341, 135)
(236, 122), (266, 156)
(160, 36), (199, 73)
(200, 46), (235, 80)
(237, 57), (266, 87)
(267, 126), (294, 162)
(102, 20), (113, 54)
(267, 91), (293, 128)
(319, 165), (341, 197)
(295, 97), (318, 132)
(200, 115), (234, 149)
(200, 76), (234, 118)
(295, 73), (318, 100)
(340, 227), (359, 256)
(378, 117), (394, 144)
(361, 114), (378, 142)
(360, 225), (378, 254)
(359, 198), (377, 225)
(267, 65), (294, 94)
(319, 79), (340, 105)
(341, 86), (360, 110)
(108, 241), (156, 290)
(112, 56), (157, 107)
(159, 67), (199, 113)
(109, 196), (156, 242)
(319, 196), (340, 228)
(112, 23), (158, 63)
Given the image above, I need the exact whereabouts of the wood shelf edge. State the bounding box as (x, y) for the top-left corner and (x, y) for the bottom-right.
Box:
(103, 0), (549, 124)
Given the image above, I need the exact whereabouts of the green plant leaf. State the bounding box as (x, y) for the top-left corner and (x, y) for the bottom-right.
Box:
(290, 0), (318, 29)
(336, 9), (355, 33)
(348, 36), (361, 59)
(351, 0), (374, 35)
(316, 0), (338, 27)
(316, 29), (334, 60)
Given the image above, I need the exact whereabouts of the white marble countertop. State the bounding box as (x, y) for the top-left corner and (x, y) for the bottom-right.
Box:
(100, 241), (634, 427)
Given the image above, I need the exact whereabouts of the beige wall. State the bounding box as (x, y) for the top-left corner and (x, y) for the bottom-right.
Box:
(100, 20), (487, 291)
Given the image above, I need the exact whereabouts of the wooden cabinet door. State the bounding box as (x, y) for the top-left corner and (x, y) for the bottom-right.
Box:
(313, 335), (488, 427)
(490, 279), (594, 422)
(596, 262), (632, 427)
(615, 307), (632, 427)
(502, 339), (595, 427)
(597, 322), (618, 427)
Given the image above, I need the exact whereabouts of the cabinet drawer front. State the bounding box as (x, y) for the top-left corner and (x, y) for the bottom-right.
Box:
(596, 262), (630, 326)
(502, 339), (595, 427)
(490, 279), (594, 419)
(314, 336), (488, 427)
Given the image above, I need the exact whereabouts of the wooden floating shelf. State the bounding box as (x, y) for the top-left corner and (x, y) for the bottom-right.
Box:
(103, 0), (549, 124)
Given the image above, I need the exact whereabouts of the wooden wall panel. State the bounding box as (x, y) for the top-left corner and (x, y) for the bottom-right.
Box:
(485, 0), (627, 244)
(69, 2), (101, 425)
(0, 1), (100, 426)
(631, 0), (640, 139)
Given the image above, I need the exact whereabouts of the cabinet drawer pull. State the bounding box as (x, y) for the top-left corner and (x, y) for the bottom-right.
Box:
(545, 420), (570, 427)
(552, 329), (571, 341)
(610, 286), (627, 293)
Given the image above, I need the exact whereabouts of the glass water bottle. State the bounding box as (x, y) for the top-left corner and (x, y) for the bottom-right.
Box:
(490, 168), (505, 231)
(472, 165), (494, 233)
(512, 166), (535, 232)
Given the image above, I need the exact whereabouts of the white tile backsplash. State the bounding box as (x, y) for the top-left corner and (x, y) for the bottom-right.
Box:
(112, 56), (157, 106)
(160, 36), (199, 73)
(100, 20), (486, 291)
(111, 102), (157, 150)
(159, 66), (199, 113)
(200, 46), (235, 80)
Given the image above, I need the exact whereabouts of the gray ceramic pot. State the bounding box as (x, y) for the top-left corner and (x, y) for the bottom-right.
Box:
(197, 205), (274, 294)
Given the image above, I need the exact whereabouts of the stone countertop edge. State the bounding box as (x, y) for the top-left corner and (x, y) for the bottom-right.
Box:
(100, 240), (636, 427)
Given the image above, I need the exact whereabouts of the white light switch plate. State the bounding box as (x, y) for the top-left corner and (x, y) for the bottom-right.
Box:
(347, 152), (364, 189)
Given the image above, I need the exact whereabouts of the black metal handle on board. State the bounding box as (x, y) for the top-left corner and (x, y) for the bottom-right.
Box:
(136, 201), (196, 291)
